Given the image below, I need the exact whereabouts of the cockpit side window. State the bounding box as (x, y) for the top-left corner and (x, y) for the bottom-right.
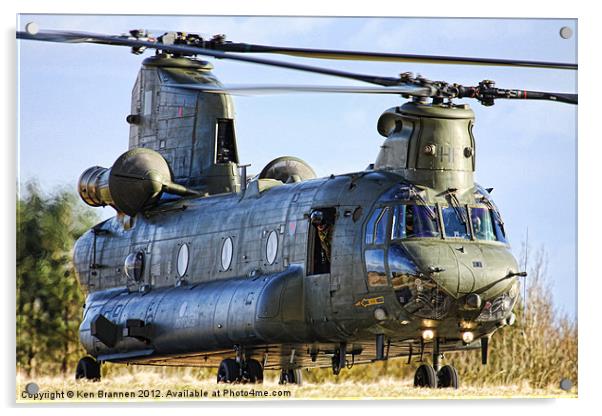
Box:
(388, 244), (419, 290)
(470, 206), (497, 241)
(492, 215), (508, 244)
(365, 208), (382, 245)
(365, 249), (387, 286)
(364, 207), (390, 288)
(365, 207), (390, 245)
(474, 184), (508, 244)
(441, 205), (470, 240)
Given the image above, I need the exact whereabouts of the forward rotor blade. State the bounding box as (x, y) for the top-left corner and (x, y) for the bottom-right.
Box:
(457, 84), (578, 105)
(16, 30), (403, 87)
(217, 43), (578, 71)
(517, 90), (578, 104)
(165, 83), (433, 96)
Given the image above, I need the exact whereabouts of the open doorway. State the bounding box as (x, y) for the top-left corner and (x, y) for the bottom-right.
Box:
(307, 207), (336, 275)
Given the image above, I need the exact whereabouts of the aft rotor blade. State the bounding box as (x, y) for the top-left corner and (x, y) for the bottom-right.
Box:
(218, 43), (578, 71)
(165, 83), (434, 96)
(16, 30), (403, 87)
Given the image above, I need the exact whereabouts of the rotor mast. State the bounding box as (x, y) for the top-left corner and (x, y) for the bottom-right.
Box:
(375, 100), (476, 193)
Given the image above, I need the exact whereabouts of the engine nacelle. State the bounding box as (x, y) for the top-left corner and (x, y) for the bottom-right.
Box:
(258, 156), (317, 184)
(78, 148), (197, 216)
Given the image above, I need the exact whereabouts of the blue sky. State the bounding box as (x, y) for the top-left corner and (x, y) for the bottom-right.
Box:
(17, 15), (577, 319)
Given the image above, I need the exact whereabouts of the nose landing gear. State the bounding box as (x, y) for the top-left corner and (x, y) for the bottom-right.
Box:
(413, 339), (459, 389)
(414, 363), (437, 387)
(279, 368), (303, 385)
(437, 364), (459, 389)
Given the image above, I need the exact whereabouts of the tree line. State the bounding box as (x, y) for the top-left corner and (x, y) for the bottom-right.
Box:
(17, 182), (98, 376)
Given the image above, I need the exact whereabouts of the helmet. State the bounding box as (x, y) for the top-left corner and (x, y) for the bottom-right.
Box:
(310, 210), (325, 225)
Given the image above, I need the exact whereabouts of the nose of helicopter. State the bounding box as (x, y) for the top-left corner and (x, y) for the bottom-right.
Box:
(404, 241), (519, 301)
(441, 242), (519, 301)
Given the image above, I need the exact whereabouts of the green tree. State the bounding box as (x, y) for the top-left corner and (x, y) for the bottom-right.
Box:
(16, 181), (98, 376)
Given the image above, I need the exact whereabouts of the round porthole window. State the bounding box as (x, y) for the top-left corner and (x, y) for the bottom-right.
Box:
(266, 230), (278, 265)
(124, 251), (144, 282)
(221, 237), (233, 271)
(177, 243), (189, 277)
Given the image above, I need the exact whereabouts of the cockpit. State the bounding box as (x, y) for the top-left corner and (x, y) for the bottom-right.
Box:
(363, 183), (512, 319)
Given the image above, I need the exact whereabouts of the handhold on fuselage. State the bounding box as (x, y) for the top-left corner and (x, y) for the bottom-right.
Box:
(91, 314), (120, 348)
(124, 319), (154, 343)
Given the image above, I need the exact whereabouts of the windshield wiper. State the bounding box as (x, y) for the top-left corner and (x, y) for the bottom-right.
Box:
(409, 187), (437, 220)
(446, 188), (468, 224)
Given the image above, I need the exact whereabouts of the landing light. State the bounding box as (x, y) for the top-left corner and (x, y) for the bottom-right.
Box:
(373, 307), (388, 321)
(422, 329), (435, 341)
(462, 331), (475, 344)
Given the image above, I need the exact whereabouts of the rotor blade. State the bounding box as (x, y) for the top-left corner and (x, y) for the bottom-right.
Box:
(217, 43), (578, 71)
(165, 83), (433, 96)
(16, 30), (404, 87)
(17, 30), (577, 105)
(517, 90), (578, 104)
(457, 85), (578, 105)
(166, 83), (577, 105)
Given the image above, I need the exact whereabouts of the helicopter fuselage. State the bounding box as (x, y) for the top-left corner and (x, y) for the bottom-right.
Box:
(73, 169), (519, 368)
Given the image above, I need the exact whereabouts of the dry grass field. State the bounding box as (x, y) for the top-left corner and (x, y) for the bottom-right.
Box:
(16, 369), (576, 403)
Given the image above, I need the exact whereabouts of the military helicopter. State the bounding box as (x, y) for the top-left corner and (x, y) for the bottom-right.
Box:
(17, 26), (577, 388)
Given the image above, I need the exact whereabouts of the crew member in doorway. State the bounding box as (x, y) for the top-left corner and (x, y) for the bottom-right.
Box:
(311, 210), (334, 264)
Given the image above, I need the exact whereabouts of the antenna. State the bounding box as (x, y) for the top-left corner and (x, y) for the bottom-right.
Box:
(522, 228), (529, 318)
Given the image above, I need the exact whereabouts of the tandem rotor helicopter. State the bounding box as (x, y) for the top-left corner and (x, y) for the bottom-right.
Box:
(17, 22), (577, 388)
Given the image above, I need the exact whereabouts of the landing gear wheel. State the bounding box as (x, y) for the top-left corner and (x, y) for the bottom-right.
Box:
(437, 365), (459, 389)
(243, 359), (264, 384)
(414, 364), (437, 388)
(217, 358), (241, 383)
(279, 368), (303, 385)
(75, 356), (101, 381)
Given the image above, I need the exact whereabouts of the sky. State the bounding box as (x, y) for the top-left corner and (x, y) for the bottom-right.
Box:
(16, 15), (577, 319)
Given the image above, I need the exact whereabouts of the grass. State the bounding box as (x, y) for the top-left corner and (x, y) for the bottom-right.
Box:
(16, 371), (576, 403)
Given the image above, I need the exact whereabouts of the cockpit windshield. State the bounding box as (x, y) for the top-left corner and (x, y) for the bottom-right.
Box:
(369, 182), (510, 243)
(441, 206), (470, 240)
(391, 205), (440, 239)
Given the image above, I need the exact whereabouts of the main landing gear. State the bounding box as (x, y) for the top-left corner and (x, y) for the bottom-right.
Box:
(413, 340), (459, 389)
(217, 358), (264, 384)
(75, 356), (101, 381)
